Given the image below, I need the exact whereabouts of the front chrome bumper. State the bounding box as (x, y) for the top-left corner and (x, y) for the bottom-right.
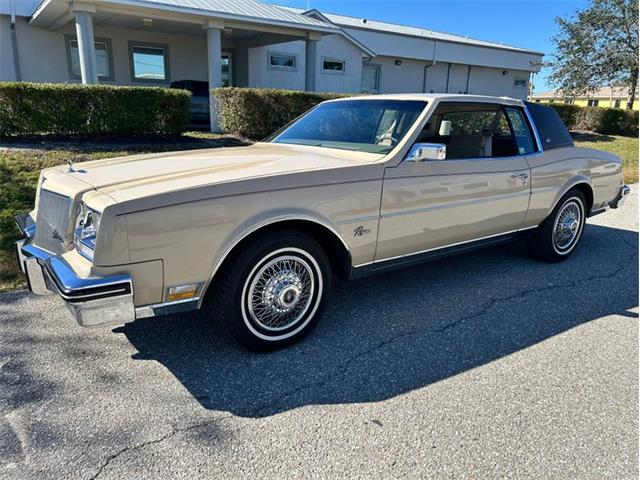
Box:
(16, 214), (200, 328)
(15, 213), (135, 327)
(610, 185), (631, 209)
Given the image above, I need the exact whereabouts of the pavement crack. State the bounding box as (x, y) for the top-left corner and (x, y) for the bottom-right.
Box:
(87, 414), (235, 480)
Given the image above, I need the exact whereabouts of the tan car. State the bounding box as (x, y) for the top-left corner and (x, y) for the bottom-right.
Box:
(16, 94), (629, 350)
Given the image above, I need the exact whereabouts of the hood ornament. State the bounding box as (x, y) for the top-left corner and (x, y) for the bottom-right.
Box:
(66, 159), (75, 172)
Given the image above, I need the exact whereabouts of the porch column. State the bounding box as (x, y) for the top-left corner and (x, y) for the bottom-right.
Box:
(305, 34), (321, 92)
(205, 21), (224, 133)
(71, 2), (98, 84)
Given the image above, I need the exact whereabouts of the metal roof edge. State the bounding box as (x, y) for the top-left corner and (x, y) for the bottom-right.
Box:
(279, 4), (544, 57)
(31, 0), (343, 33)
(299, 8), (376, 57)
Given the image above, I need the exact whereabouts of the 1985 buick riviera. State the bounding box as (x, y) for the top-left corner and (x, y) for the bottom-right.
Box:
(16, 94), (630, 350)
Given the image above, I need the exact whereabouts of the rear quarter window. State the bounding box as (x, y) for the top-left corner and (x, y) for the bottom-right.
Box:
(524, 101), (573, 150)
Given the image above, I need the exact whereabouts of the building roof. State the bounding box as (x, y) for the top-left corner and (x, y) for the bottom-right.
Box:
(533, 86), (639, 99)
(125, 0), (331, 27)
(278, 5), (543, 56)
(30, 0), (340, 32)
(27, 0), (541, 66)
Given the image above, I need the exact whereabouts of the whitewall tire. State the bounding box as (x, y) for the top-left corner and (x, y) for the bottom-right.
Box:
(210, 230), (331, 351)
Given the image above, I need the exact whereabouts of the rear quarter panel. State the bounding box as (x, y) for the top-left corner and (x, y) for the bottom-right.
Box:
(524, 146), (623, 227)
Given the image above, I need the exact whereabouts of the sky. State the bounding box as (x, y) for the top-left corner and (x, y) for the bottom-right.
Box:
(270, 0), (589, 93)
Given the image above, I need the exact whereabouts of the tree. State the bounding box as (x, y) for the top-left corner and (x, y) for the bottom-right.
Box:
(549, 0), (639, 109)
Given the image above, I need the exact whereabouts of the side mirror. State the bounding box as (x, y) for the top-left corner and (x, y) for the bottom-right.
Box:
(405, 143), (447, 162)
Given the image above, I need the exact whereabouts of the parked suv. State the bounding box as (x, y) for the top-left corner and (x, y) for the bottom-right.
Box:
(170, 80), (210, 125)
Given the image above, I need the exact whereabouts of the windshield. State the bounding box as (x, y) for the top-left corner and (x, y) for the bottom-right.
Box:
(270, 99), (427, 154)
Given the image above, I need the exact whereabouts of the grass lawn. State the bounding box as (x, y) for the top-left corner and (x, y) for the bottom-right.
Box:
(0, 131), (637, 291)
(0, 132), (247, 291)
(572, 132), (639, 184)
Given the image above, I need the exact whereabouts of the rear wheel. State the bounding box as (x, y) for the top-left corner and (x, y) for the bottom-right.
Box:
(527, 190), (586, 262)
(210, 230), (331, 351)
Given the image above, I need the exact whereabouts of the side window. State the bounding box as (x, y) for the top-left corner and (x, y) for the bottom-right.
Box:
(441, 111), (495, 136)
(424, 107), (519, 159)
(505, 108), (537, 154)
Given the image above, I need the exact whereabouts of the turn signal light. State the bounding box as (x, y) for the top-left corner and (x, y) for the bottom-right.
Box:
(167, 284), (199, 301)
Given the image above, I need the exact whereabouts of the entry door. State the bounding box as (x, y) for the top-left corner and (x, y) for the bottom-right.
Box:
(222, 52), (233, 87)
(374, 106), (533, 261)
(361, 63), (380, 93)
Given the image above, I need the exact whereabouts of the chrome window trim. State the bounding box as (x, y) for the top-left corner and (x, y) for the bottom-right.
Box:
(523, 104), (544, 153)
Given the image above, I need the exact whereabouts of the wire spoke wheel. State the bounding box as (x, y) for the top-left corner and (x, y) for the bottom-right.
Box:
(552, 198), (583, 253)
(246, 253), (317, 332)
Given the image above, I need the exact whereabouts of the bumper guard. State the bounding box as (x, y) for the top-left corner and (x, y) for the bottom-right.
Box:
(610, 185), (631, 209)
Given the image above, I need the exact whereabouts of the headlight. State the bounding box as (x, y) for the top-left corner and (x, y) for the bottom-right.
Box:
(74, 203), (101, 259)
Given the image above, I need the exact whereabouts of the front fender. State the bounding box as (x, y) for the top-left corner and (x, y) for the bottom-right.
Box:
(197, 209), (351, 308)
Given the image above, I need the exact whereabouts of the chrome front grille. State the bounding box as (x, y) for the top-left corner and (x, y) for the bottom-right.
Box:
(33, 190), (73, 254)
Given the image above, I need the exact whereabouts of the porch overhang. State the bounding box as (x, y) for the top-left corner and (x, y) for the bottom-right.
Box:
(29, 0), (341, 35)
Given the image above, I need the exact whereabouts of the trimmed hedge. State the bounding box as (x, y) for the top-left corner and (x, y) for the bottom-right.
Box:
(0, 82), (191, 137)
(549, 103), (638, 136)
(213, 87), (349, 139)
(547, 104), (582, 130)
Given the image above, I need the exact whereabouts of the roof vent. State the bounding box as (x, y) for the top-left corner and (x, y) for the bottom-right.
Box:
(361, 18), (368, 24)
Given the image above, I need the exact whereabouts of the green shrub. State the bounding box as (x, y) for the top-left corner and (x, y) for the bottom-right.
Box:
(213, 87), (350, 139)
(617, 109), (639, 136)
(548, 103), (638, 136)
(0, 82), (191, 137)
(548, 104), (581, 130)
(574, 106), (638, 136)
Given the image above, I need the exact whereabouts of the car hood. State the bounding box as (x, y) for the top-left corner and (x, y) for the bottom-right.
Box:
(43, 143), (384, 212)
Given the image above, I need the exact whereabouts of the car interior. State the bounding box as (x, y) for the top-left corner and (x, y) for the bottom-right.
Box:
(415, 103), (523, 159)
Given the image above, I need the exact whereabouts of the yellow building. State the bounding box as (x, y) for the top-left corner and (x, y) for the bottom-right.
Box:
(530, 86), (639, 110)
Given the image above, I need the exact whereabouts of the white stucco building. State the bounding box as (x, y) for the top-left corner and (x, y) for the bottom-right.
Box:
(0, 0), (543, 129)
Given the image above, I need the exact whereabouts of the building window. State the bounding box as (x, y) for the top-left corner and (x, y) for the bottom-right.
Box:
(361, 63), (380, 93)
(268, 52), (297, 71)
(66, 35), (113, 81)
(513, 77), (527, 88)
(322, 58), (346, 73)
(129, 43), (169, 82)
(564, 98), (574, 104)
(587, 99), (599, 107)
(614, 99), (621, 108)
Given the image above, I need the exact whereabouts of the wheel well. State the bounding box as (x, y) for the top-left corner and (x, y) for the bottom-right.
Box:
(204, 220), (352, 300)
(571, 183), (594, 213)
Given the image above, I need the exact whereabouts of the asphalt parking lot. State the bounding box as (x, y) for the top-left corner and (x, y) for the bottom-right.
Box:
(1, 186), (638, 480)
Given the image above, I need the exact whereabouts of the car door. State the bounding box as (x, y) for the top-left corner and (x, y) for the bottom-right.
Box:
(374, 104), (534, 261)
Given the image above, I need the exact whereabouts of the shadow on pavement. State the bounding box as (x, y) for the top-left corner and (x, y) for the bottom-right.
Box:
(118, 224), (638, 418)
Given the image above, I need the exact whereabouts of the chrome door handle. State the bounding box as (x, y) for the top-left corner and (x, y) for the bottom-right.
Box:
(511, 173), (529, 186)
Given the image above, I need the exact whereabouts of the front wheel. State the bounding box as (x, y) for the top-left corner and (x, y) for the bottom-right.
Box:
(210, 230), (331, 351)
(526, 190), (587, 262)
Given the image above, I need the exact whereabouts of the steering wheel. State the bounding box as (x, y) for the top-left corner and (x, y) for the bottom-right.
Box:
(375, 134), (398, 145)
